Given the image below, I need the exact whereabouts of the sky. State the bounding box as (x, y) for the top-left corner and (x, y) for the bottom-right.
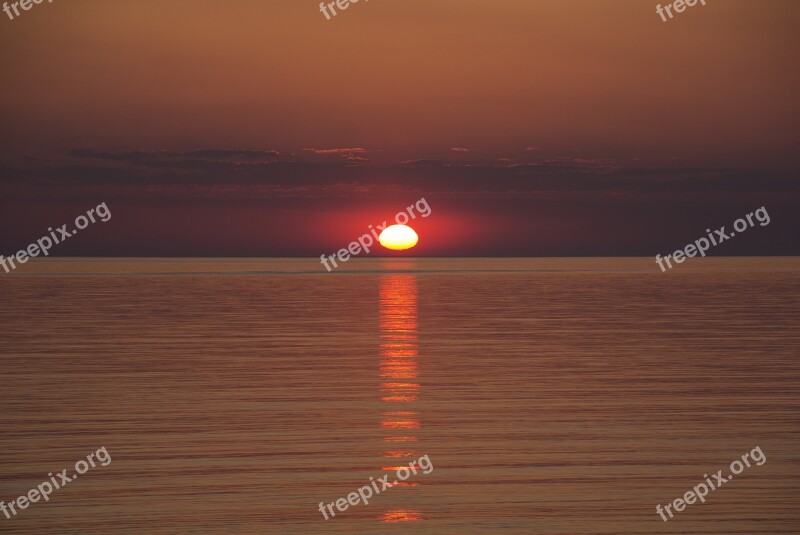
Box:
(1, 0), (798, 257)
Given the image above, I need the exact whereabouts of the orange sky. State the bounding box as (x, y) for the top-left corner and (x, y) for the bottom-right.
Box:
(2, 0), (798, 165)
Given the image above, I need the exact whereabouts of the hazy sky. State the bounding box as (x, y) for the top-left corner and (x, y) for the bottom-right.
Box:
(1, 0), (798, 256)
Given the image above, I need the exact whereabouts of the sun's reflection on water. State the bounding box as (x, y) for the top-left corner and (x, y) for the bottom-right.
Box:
(379, 273), (423, 523)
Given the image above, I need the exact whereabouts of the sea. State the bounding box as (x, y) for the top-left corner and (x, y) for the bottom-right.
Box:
(1, 258), (798, 534)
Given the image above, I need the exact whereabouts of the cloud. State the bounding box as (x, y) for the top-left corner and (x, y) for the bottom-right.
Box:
(451, 147), (470, 153)
(183, 149), (280, 160)
(4, 148), (797, 208)
(302, 147), (370, 162)
(70, 148), (280, 165)
(303, 147), (368, 155)
(399, 159), (445, 167)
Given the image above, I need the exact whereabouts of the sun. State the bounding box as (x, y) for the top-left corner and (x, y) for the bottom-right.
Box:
(379, 224), (419, 251)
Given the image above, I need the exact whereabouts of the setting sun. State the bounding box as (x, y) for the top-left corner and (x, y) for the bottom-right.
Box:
(379, 225), (419, 251)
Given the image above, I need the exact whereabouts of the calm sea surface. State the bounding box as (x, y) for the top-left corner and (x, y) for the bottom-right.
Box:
(1, 258), (799, 534)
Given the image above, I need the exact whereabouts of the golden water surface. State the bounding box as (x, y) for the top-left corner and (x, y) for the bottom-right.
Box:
(1, 258), (798, 534)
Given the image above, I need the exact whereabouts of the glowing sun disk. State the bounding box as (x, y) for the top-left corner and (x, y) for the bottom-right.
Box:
(379, 225), (419, 250)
